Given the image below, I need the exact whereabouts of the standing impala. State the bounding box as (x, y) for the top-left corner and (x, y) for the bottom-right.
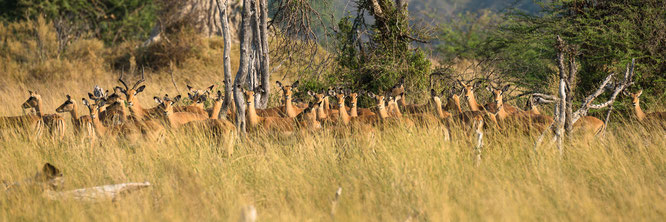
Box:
(626, 90), (666, 122)
(484, 84), (521, 121)
(56, 95), (94, 138)
(243, 88), (295, 132)
(276, 81), (305, 118)
(153, 95), (209, 128)
(348, 91), (375, 117)
(117, 70), (161, 121)
(22, 91), (66, 139)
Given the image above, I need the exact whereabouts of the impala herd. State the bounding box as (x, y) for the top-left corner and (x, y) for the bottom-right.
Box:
(0, 73), (664, 146)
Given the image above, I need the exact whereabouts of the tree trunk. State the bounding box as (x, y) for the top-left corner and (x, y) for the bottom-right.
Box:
(217, 0), (233, 120)
(555, 35), (567, 155)
(258, 0), (271, 109)
(233, 0), (254, 133)
(564, 53), (577, 134)
(250, 0), (263, 106)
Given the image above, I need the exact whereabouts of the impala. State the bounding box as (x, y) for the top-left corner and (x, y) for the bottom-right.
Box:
(82, 98), (141, 141)
(117, 70), (162, 120)
(484, 84), (521, 120)
(174, 84), (213, 115)
(429, 89), (452, 121)
(308, 90), (330, 122)
(626, 90), (666, 122)
(348, 91), (375, 117)
(243, 88), (295, 132)
(153, 95), (209, 128)
(275, 81), (304, 117)
(22, 91), (66, 139)
(456, 80), (501, 129)
(55, 95), (94, 138)
(295, 101), (322, 130)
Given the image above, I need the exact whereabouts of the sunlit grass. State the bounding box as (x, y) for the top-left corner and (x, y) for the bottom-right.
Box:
(1, 114), (664, 221)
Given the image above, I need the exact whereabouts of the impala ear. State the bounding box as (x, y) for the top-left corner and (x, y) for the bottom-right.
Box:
(173, 95), (182, 103)
(456, 79), (466, 87)
(307, 90), (315, 96)
(292, 81), (299, 88)
(82, 98), (89, 106)
(135, 85), (146, 93)
(502, 84), (511, 93)
(636, 90), (642, 96)
(276, 81), (283, 88)
(217, 90), (222, 98)
(207, 85), (215, 92)
(473, 81), (482, 89)
(187, 85), (193, 92)
(367, 92), (375, 98)
(66, 95), (71, 100)
(40, 163), (61, 181)
(153, 97), (162, 104)
(430, 89), (436, 97)
(88, 93), (95, 100)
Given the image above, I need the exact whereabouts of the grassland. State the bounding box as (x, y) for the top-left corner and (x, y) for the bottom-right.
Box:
(1, 16), (665, 222)
(1, 89), (665, 221)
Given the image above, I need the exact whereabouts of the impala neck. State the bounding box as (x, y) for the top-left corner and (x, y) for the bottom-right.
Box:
(69, 104), (80, 120)
(128, 99), (146, 120)
(467, 93), (481, 111)
(90, 110), (107, 135)
(284, 95), (297, 117)
(634, 101), (646, 121)
(316, 103), (327, 119)
(398, 95), (407, 107)
(210, 101), (222, 119)
(246, 101), (262, 126)
(34, 99), (44, 117)
(495, 97), (508, 119)
(433, 98), (445, 118)
(338, 100), (350, 125)
(350, 101), (358, 117)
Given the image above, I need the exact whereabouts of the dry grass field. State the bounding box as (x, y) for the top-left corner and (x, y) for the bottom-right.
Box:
(1, 16), (665, 222)
(1, 79), (665, 221)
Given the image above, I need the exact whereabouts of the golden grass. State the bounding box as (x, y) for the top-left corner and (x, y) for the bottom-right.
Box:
(1, 100), (664, 221)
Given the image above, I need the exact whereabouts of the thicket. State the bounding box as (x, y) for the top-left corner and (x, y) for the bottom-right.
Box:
(438, 0), (666, 106)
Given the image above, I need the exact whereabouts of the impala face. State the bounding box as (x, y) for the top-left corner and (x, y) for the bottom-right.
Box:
(629, 90), (642, 106)
(153, 95), (181, 116)
(487, 84), (510, 104)
(349, 93), (359, 107)
(22, 91), (41, 109)
(187, 85), (214, 104)
(55, 95), (75, 113)
(82, 98), (105, 119)
(458, 80), (481, 101)
(276, 81), (299, 99)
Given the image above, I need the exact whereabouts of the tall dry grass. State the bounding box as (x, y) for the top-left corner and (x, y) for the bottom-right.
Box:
(0, 94), (664, 221)
(1, 15), (665, 222)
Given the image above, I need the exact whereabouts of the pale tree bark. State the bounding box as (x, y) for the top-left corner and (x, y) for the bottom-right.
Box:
(555, 35), (567, 154)
(216, 0), (233, 120)
(258, 0), (271, 109)
(233, 0), (254, 133)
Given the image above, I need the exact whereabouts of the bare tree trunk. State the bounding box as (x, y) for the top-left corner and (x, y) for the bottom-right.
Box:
(564, 53), (577, 134)
(233, 0), (254, 133)
(250, 0), (263, 106)
(217, 0), (233, 120)
(257, 0), (271, 109)
(555, 35), (567, 155)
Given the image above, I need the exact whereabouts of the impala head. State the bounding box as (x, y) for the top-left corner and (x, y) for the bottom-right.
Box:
(430, 89), (446, 105)
(276, 81), (299, 99)
(241, 86), (256, 105)
(187, 84), (214, 104)
(390, 77), (405, 97)
(367, 92), (385, 109)
(307, 90), (327, 105)
(626, 90), (643, 106)
(117, 69), (146, 106)
(457, 79), (482, 100)
(153, 94), (181, 116)
(55, 95), (76, 113)
(349, 92), (360, 107)
(34, 163), (64, 191)
(486, 84), (510, 104)
(213, 90), (223, 102)
(22, 90), (41, 109)
(82, 98), (105, 119)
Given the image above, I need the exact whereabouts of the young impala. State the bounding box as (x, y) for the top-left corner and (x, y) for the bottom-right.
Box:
(56, 95), (94, 138)
(22, 91), (66, 139)
(243, 87), (295, 132)
(626, 90), (666, 122)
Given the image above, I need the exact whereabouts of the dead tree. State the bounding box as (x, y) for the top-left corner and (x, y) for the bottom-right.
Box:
(233, 0), (254, 134)
(535, 36), (635, 154)
(216, 0), (234, 120)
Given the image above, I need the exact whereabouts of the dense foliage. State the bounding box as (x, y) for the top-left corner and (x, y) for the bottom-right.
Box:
(439, 0), (666, 101)
(0, 0), (157, 45)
